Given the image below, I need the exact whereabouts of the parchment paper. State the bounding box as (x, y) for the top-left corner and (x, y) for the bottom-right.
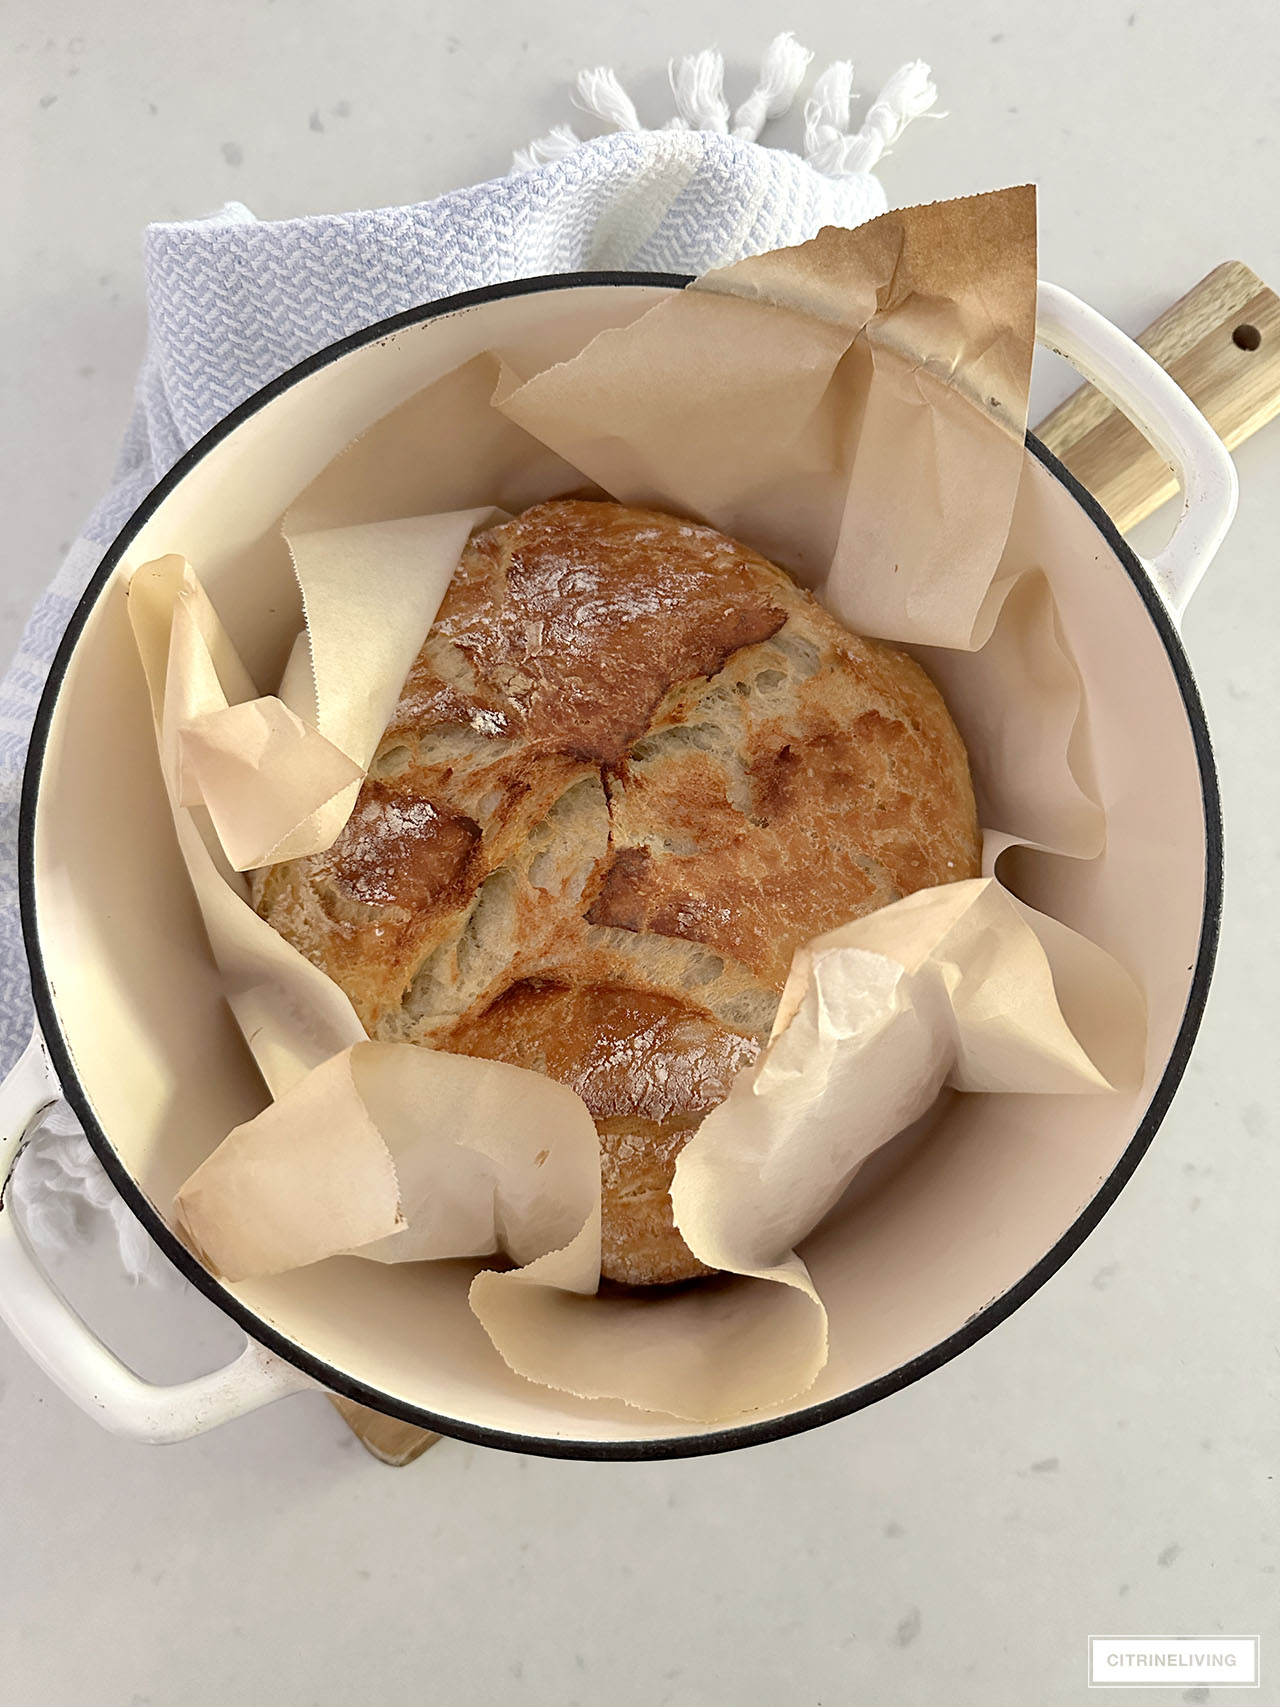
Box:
(130, 186), (1149, 1422)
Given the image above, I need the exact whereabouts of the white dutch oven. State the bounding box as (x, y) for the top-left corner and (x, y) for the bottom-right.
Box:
(0, 277), (1236, 1458)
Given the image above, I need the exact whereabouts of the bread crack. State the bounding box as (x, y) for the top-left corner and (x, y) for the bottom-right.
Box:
(253, 500), (981, 1286)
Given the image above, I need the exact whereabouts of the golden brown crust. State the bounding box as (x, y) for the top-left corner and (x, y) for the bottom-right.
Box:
(587, 596), (980, 988)
(396, 500), (790, 765)
(445, 979), (759, 1286)
(255, 500), (982, 1284)
(443, 981), (758, 1124)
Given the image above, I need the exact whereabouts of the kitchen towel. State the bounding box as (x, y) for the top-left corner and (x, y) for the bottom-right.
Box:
(0, 36), (938, 1273)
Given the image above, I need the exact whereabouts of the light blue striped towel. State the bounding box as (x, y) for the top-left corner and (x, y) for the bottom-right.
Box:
(0, 41), (936, 1269)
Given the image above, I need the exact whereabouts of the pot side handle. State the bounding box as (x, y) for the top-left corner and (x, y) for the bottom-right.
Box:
(1034, 280), (1239, 626)
(0, 1027), (313, 1442)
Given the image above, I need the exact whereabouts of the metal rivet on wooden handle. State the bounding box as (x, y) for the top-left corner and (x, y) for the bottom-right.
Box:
(1035, 261), (1280, 532)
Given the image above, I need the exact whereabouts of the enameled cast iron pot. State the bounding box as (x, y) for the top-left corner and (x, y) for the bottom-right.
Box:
(0, 277), (1236, 1459)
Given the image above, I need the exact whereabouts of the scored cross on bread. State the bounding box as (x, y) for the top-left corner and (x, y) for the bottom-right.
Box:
(253, 501), (981, 1285)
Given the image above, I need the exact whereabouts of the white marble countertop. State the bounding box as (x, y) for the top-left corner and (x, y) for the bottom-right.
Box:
(4, 3), (1277, 1703)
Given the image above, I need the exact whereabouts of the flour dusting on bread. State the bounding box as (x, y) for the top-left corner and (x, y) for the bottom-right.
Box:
(253, 501), (981, 1285)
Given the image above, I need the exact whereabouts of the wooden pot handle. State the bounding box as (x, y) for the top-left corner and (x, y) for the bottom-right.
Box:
(1035, 260), (1280, 530)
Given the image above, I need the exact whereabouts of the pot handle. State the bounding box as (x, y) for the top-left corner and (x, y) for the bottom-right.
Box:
(0, 1027), (314, 1442)
(1035, 281), (1239, 625)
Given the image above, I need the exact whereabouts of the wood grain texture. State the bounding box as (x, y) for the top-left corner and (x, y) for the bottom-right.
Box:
(1035, 261), (1280, 531)
(329, 1396), (442, 1466)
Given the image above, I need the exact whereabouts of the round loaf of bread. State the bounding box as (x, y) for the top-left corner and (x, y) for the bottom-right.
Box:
(253, 500), (981, 1285)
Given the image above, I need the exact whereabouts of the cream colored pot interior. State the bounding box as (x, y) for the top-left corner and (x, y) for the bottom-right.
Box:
(31, 284), (1209, 1447)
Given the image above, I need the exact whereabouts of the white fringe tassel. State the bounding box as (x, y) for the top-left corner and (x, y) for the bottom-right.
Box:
(804, 59), (938, 175)
(513, 40), (937, 176)
(668, 48), (731, 132)
(572, 66), (643, 132)
(732, 32), (814, 141)
(803, 60), (855, 160)
(511, 123), (584, 174)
